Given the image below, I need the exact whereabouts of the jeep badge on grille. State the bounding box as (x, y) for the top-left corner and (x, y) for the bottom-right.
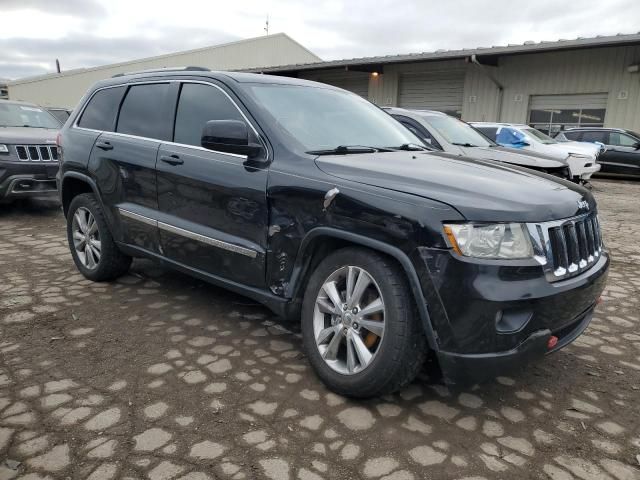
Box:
(577, 200), (590, 211)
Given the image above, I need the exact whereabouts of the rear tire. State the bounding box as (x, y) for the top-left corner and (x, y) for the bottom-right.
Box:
(301, 247), (427, 398)
(66, 193), (131, 281)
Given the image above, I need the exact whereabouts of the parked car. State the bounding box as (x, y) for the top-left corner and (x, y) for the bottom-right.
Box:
(0, 99), (60, 203)
(57, 69), (608, 398)
(46, 107), (73, 125)
(472, 122), (601, 184)
(385, 108), (572, 181)
(557, 127), (640, 177)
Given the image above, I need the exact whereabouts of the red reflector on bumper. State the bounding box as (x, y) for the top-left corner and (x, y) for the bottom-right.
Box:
(547, 336), (559, 349)
(596, 296), (603, 304)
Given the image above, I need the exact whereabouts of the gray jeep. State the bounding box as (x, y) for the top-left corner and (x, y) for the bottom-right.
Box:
(0, 100), (61, 203)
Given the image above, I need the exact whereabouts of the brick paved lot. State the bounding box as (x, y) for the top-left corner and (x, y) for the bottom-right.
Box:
(0, 179), (639, 480)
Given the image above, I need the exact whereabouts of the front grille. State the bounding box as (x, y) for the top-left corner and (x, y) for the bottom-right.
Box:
(532, 212), (603, 282)
(14, 145), (58, 162)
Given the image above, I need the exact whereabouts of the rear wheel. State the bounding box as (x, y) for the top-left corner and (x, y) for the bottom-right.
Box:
(301, 247), (427, 398)
(67, 193), (131, 281)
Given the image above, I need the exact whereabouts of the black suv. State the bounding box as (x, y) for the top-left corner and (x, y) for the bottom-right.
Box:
(557, 127), (640, 177)
(1, 100), (60, 203)
(58, 69), (609, 397)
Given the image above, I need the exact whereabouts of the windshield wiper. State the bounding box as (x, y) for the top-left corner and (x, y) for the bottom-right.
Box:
(452, 142), (478, 147)
(306, 145), (393, 155)
(389, 143), (430, 151)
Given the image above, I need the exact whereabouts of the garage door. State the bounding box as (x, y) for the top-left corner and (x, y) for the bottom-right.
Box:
(398, 71), (465, 117)
(312, 72), (370, 99)
(528, 93), (608, 136)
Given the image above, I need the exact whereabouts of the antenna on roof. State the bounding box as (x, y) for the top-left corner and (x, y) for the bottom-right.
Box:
(264, 14), (269, 35)
(55, 59), (61, 73)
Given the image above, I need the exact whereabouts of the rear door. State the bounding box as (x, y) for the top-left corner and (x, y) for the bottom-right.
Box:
(89, 82), (177, 254)
(156, 81), (269, 288)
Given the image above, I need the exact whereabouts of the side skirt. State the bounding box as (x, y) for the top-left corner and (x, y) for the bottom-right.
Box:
(117, 242), (291, 318)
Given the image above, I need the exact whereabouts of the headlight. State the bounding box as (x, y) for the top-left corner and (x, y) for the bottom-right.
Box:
(0, 144), (8, 154)
(443, 223), (533, 259)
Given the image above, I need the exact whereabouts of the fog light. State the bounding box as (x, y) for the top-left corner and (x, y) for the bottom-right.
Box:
(547, 336), (558, 349)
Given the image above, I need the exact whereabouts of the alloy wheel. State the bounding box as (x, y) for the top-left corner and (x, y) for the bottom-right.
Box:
(313, 266), (386, 375)
(71, 207), (101, 270)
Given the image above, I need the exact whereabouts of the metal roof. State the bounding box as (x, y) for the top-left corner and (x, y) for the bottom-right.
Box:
(244, 32), (640, 74)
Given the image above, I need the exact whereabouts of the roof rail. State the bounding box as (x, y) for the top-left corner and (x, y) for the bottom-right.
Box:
(112, 66), (210, 78)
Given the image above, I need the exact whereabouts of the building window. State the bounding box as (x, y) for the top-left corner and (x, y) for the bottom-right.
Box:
(528, 108), (606, 137)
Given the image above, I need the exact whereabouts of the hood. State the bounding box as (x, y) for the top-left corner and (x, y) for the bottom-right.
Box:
(315, 151), (594, 222)
(457, 145), (567, 168)
(547, 141), (599, 159)
(0, 126), (58, 144)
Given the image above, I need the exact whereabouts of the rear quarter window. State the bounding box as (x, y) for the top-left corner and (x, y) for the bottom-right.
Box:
(78, 86), (126, 131)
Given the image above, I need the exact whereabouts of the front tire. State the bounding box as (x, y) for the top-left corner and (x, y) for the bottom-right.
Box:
(66, 193), (131, 281)
(301, 247), (427, 398)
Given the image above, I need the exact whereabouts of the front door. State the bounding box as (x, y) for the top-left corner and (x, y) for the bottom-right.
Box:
(156, 82), (269, 288)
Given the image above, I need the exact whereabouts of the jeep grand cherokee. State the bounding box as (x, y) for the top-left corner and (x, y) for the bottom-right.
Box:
(0, 100), (60, 203)
(57, 68), (609, 398)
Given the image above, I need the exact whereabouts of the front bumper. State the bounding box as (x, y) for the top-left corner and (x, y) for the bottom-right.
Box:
(437, 307), (594, 385)
(417, 246), (609, 385)
(0, 161), (59, 201)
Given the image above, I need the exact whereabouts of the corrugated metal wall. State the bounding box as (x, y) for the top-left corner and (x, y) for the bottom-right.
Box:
(8, 34), (321, 109)
(464, 45), (640, 131)
(298, 70), (370, 98)
(302, 45), (640, 132)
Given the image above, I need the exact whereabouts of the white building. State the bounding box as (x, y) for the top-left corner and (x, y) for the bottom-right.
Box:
(253, 33), (640, 135)
(7, 33), (320, 109)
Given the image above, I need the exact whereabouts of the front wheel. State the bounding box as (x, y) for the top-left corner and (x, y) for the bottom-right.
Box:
(66, 193), (132, 281)
(301, 247), (427, 398)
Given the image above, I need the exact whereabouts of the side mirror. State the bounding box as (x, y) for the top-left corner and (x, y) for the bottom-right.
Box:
(201, 120), (264, 159)
(634, 142), (640, 150)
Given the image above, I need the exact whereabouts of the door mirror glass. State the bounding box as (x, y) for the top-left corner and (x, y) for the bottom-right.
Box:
(201, 120), (263, 158)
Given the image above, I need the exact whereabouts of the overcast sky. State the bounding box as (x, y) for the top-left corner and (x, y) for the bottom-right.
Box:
(1, 0), (639, 80)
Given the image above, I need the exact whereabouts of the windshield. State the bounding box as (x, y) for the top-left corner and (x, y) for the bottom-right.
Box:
(245, 84), (420, 152)
(523, 127), (557, 144)
(418, 114), (493, 147)
(0, 103), (61, 129)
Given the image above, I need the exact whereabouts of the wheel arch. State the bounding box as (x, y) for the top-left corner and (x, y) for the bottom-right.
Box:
(286, 227), (439, 350)
(61, 172), (100, 217)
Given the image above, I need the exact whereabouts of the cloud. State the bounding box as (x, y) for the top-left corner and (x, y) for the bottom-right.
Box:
(0, 29), (240, 79)
(1, 0), (105, 16)
(1, 0), (640, 80)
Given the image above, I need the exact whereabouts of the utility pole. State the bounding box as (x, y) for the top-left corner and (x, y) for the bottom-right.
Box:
(264, 15), (269, 35)
(55, 59), (61, 73)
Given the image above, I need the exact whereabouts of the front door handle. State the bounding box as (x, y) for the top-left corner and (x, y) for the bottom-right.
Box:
(160, 154), (184, 166)
(96, 141), (113, 151)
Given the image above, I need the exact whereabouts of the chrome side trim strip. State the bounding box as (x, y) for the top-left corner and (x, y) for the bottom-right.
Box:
(118, 207), (257, 259)
(158, 221), (257, 259)
(118, 208), (158, 227)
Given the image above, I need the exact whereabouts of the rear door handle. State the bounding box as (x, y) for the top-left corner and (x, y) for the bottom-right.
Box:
(96, 141), (113, 151)
(160, 154), (184, 166)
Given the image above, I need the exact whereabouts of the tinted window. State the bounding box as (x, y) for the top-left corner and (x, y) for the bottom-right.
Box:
(78, 87), (125, 131)
(561, 131), (581, 141)
(476, 126), (498, 141)
(394, 116), (440, 149)
(581, 131), (607, 143)
(174, 83), (245, 147)
(610, 132), (638, 147)
(117, 84), (172, 140)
